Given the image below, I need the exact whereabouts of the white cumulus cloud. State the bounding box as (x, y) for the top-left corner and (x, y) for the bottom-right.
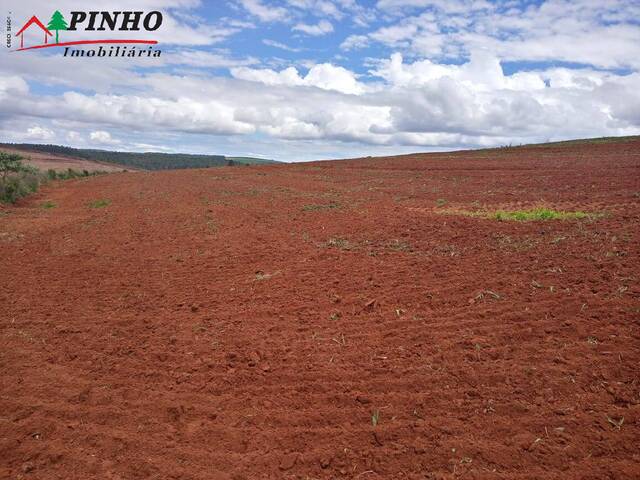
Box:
(90, 130), (120, 145)
(231, 63), (365, 94)
(25, 126), (55, 141)
(293, 20), (334, 36)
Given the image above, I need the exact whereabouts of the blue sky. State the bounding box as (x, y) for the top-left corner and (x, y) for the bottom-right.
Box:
(1, 0), (639, 161)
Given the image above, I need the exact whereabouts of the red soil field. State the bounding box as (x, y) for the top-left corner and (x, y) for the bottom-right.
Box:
(1, 140), (639, 479)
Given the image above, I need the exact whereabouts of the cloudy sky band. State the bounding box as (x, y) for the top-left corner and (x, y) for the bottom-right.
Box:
(1, 0), (638, 161)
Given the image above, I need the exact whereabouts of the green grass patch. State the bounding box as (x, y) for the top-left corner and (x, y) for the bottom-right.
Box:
(41, 201), (56, 209)
(89, 199), (111, 209)
(493, 208), (591, 221)
(302, 202), (340, 212)
(440, 207), (598, 222)
(325, 237), (353, 250)
(387, 239), (412, 252)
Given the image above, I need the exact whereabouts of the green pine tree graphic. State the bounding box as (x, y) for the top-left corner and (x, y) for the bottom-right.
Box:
(47, 10), (68, 43)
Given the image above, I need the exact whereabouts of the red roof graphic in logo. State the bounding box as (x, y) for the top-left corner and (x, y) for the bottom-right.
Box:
(15, 16), (52, 49)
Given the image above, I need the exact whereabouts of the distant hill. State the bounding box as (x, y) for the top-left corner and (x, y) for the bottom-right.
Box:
(0, 143), (279, 171)
(467, 135), (640, 155)
(0, 145), (130, 173)
(525, 135), (640, 148)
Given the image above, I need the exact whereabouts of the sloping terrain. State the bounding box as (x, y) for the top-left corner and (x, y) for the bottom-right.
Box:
(1, 143), (278, 170)
(0, 146), (129, 173)
(1, 139), (639, 479)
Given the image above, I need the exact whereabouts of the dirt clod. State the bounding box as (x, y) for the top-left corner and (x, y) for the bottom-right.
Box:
(279, 453), (298, 471)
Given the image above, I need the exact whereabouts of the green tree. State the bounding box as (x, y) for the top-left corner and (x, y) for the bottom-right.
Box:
(0, 152), (27, 180)
(47, 10), (68, 43)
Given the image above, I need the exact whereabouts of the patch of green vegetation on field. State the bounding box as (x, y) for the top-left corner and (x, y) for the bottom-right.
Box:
(89, 199), (111, 209)
(41, 201), (56, 209)
(47, 168), (106, 181)
(325, 237), (353, 250)
(492, 208), (591, 221)
(387, 239), (412, 252)
(302, 202), (340, 212)
(439, 207), (599, 222)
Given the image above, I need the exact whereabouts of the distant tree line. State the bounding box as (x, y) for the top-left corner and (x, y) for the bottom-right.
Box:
(0, 143), (276, 170)
(80, 149), (233, 170)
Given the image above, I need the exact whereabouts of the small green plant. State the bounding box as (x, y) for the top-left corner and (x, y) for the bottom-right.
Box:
(436, 198), (447, 207)
(89, 199), (111, 208)
(41, 201), (56, 209)
(371, 409), (380, 427)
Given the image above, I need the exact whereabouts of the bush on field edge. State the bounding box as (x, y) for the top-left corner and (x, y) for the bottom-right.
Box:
(0, 151), (107, 204)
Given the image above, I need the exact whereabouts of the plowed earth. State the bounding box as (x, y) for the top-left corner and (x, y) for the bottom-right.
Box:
(1, 140), (640, 479)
